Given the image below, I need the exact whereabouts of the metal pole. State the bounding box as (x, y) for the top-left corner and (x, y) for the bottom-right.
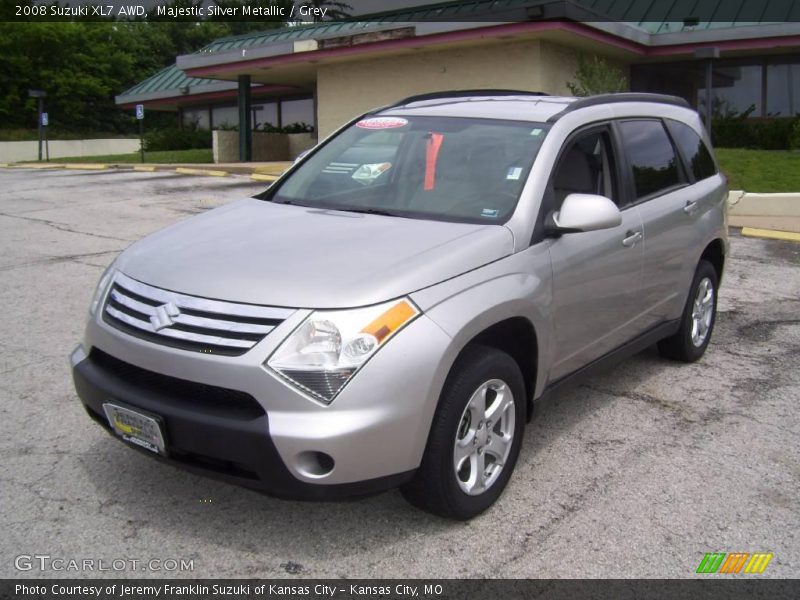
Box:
(45, 124), (49, 161)
(238, 75), (252, 162)
(37, 97), (44, 161)
(139, 118), (144, 163)
(705, 58), (713, 134)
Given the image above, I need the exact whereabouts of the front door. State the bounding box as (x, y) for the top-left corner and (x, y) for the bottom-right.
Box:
(546, 126), (646, 381)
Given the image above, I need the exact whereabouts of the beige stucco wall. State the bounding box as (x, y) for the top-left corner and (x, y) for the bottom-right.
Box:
(214, 131), (316, 162)
(0, 138), (139, 162)
(316, 39), (581, 138)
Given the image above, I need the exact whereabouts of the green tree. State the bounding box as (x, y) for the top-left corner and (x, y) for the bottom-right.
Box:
(566, 55), (628, 97)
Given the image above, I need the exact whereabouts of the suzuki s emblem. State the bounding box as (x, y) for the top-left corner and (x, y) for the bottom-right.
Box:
(150, 302), (180, 331)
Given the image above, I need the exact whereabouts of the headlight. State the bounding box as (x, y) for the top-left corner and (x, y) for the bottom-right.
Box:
(266, 298), (420, 404)
(89, 265), (115, 316)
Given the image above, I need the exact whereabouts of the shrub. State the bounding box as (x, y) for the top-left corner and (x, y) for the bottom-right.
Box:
(751, 118), (797, 150)
(566, 55), (628, 97)
(789, 119), (800, 150)
(710, 103), (755, 148)
(143, 127), (212, 152)
(215, 122), (314, 134)
(711, 102), (799, 150)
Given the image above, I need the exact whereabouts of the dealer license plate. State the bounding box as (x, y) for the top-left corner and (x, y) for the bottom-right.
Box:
(103, 403), (167, 456)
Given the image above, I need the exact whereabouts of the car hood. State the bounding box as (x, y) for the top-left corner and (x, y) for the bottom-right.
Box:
(115, 198), (514, 309)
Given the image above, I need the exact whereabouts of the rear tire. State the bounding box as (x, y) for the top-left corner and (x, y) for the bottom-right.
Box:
(658, 259), (718, 362)
(401, 345), (526, 520)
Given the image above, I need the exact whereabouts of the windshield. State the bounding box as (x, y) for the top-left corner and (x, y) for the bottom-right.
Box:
(261, 115), (550, 224)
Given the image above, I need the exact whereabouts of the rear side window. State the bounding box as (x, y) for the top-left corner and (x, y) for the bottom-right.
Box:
(618, 119), (683, 200)
(665, 120), (717, 182)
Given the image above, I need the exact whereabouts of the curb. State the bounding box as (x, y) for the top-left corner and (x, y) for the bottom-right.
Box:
(15, 163), (66, 169)
(64, 163), (109, 170)
(250, 173), (279, 182)
(133, 165), (159, 172)
(175, 167), (228, 177)
(741, 227), (800, 243)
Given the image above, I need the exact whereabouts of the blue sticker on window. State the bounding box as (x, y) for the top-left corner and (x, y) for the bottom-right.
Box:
(481, 208), (500, 218)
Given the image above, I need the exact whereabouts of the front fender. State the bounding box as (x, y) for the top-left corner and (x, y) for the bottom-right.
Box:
(411, 242), (554, 399)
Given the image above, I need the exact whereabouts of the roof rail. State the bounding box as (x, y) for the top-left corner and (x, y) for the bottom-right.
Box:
(387, 89), (550, 109)
(548, 93), (690, 122)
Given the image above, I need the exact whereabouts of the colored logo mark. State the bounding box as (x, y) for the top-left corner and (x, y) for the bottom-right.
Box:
(696, 552), (773, 574)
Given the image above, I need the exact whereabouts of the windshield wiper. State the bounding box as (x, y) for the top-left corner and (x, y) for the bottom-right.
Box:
(335, 207), (403, 217)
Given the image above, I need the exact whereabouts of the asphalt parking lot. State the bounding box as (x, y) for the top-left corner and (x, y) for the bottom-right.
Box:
(1, 167), (799, 579)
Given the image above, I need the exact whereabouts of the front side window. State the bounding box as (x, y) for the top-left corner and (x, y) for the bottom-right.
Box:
(618, 119), (683, 200)
(262, 115), (550, 224)
(665, 120), (717, 182)
(552, 129), (618, 207)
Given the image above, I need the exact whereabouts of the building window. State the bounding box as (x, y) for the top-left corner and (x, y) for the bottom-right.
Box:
(281, 98), (314, 128)
(766, 62), (800, 116)
(212, 105), (238, 128)
(699, 64), (762, 117)
(632, 56), (800, 118)
(182, 107), (210, 129)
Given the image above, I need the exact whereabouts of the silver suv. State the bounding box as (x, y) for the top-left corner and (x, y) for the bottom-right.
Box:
(71, 91), (728, 519)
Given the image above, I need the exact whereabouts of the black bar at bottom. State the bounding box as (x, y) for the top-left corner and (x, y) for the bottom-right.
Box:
(1, 579), (798, 600)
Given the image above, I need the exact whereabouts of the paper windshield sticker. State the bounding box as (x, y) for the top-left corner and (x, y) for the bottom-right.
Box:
(424, 132), (444, 191)
(506, 167), (523, 180)
(356, 117), (409, 130)
(481, 208), (500, 218)
(530, 128), (543, 136)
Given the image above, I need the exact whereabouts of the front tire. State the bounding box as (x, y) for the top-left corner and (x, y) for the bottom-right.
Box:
(658, 259), (718, 362)
(401, 345), (526, 520)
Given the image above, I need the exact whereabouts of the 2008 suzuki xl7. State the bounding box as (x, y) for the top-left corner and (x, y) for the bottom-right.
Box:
(71, 91), (728, 519)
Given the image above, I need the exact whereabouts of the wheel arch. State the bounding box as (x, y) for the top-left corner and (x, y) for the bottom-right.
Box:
(700, 238), (726, 283)
(468, 318), (539, 421)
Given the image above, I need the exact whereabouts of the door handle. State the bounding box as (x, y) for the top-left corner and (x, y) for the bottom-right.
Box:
(622, 230), (642, 247)
(683, 200), (698, 214)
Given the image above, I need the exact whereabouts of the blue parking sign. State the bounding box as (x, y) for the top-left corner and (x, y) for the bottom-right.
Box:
(136, 104), (144, 120)
(41, 112), (48, 126)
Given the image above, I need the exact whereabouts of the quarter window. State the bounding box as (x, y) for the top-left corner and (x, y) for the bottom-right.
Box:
(618, 120), (683, 200)
(666, 120), (717, 182)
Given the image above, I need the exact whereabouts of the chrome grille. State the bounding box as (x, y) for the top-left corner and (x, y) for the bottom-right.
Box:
(103, 272), (294, 356)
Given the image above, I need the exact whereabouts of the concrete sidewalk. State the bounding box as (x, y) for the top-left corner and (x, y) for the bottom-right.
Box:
(728, 190), (800, 235)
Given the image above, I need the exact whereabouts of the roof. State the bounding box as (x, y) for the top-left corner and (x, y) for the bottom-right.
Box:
(120, 63), (220, 99)
(578, 0), (800, 33)
(378, 91), (692, 122)
(118, 0), (800, 106)
(381, 94), (575, 122)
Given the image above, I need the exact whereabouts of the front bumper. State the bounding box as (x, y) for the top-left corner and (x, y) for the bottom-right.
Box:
(71, 345), (415, 499)
(71, 306), (454, 499)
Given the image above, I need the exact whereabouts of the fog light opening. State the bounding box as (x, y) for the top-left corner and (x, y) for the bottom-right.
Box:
(295, 451), (335, 478)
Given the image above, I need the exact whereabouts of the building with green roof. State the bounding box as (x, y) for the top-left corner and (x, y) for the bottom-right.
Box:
(116, 0), (800, 161)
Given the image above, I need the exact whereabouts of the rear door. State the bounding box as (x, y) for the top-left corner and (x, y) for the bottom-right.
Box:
(546, 124), (645, 381)
(615, 118), (710, 327)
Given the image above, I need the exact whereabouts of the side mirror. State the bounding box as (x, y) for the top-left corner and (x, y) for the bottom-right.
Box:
(547, 193), (622, 234)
